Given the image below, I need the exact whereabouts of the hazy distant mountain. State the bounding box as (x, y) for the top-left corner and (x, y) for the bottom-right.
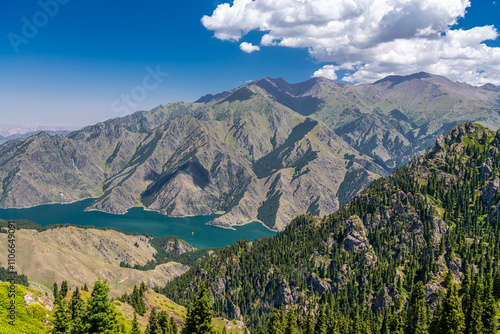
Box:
(0, 129), (71, 145)
(1, 73), (499, 230)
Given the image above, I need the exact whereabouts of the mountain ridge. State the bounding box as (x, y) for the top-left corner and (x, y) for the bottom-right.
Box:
(1, 73), (500, 230)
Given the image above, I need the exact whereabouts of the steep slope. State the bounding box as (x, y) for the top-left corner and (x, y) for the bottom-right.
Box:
(1, 73), (500, 230)
(161, 123), (500, 329)
(0, 85), (383, 230)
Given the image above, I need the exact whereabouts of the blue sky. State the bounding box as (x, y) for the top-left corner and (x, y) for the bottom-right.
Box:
(0, 0), (499, 129)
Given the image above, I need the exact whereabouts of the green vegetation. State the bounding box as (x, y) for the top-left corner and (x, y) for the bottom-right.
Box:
(0, 283), (51, 334)
(160, 123), (500, 331)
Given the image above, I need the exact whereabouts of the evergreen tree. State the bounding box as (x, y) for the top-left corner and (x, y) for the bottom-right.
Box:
(84, 279), (120, 333)
(285, 308), (299, 334)
(146, 308), (162, 334)
(380, 311), (390, 334)
(390, 313), (404, 334)
(482, 292), (497, 334)
(268, 308), (285, 334)
(131, 312), (142, 334)
(314, 304), (327, 334)
(465, 279), (484, 334)
(68, 288), (85, 334)
(52, 296), (70, 334)
(182, 282), (214, 334)
(53, 282), (59, 302)
(169, 316), (178, 334)
(407, 281), (428, 334)
(439, 284), (465, 334)
(60, 280), (69, 299)
(83, 283), (89, 292)
(304, 307), (315, 334)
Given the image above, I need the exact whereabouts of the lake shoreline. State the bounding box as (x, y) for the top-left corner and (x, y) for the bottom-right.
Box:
(0, 198), (276, 249)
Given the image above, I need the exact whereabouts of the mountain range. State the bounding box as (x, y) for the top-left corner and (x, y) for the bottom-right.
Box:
(1, 72), (500, 230)
(161, 122), (500, 330)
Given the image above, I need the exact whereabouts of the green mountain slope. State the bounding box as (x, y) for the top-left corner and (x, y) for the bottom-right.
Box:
(1, 73), (500, 230)
(160, 123), (500, 330)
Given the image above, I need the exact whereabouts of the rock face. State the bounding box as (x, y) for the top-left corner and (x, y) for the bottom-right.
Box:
(343, 216), (370, 253)
(1, 73), (500, 229)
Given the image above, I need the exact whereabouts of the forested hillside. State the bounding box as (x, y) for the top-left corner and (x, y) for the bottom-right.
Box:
(161, 123), (500, 332)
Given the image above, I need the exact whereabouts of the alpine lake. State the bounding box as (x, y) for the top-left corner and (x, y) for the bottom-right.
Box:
(0, 198), (276, 249)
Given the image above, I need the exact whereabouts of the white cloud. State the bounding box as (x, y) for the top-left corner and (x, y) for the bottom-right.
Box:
(202, 0), (500, 85)
(239, 42), (261, 53)
(312, 65), (339, 80)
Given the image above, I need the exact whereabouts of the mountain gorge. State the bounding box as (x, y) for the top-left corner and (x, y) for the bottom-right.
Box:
(1, 73), (500, 230)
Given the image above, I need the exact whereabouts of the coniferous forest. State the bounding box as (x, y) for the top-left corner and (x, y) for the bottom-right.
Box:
(159, 123), (500, 333)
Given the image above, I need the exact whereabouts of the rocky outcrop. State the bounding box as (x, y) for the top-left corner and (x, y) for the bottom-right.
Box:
(343, 216), (371, 253)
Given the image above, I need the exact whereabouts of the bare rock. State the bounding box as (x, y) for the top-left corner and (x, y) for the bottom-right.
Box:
(343, 216), (371, 253)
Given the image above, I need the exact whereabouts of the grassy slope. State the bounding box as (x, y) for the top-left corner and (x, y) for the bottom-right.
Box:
(0, 227), (189, 297)
(0, 283), (246, 334)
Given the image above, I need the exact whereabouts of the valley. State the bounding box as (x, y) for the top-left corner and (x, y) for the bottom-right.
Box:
(2, 73), (499, 230)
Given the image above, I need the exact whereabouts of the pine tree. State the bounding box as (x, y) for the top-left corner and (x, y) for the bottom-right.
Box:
(182, 282), (214, 334)
(439, 284), (465, 334)
(389, 313), (404, 334)
(53, 282), (59, 302)
(482, 292), (497, 334)
(52, 296), (70, 334)
(84, 279), (120, 333)
(304, 307), (315, 334)
(268, 308), (285, 334)
(146, 308), (161, 334)
(314, 304), (327, 334)
(60, 280), (69, 299)
(131, 312), (142, 334)
(83, 283), (89, 292)
(68, 288), (85, 334)
(407, 281), (429, 334)
(169, 316), (178, 334)
(380, 311), (390, 334)
(465, 279), (484, 334)
(285, 308), (299, 334)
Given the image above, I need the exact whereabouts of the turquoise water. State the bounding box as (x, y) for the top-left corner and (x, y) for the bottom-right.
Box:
(0, 199), (276, 249)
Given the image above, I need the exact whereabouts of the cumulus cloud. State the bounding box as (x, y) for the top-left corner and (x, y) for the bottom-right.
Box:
(202, 0), (500, 85)
(312, 65), (339, 80)
(240, 42), (261, 53)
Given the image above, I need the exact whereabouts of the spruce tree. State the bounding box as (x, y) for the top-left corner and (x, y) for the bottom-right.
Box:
(52, 296), (70, 334)
(465, 279), (484, 334)
(304, 307), (315, 334)
(439, 284), (465, 334)
(389, 313), (404, 334)
(380, 311), (390, 334)
(169, 316), (178, 334)
(268, 308), (285, 334)
(182, 282), (214, 334)
(314, 304), (327, 334)
(68, 288), (85, 334)
(84, 279), (120, 333)
(482, 293), (497, 334)
(131, 312), (142, 334)
(53, 282), (59, 302)
(285, 308), (299, 334)
(146, 308), (161, 334)
(60, 280), (69, 299)
(407, 281), (429, 334)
